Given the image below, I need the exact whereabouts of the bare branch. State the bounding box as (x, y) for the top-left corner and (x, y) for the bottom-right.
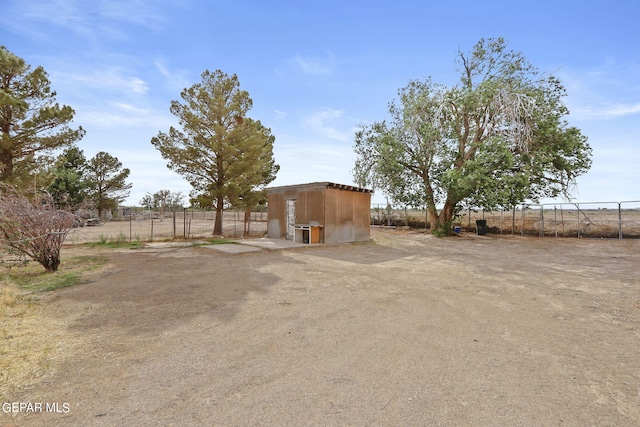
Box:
(0, 185), (77, 272)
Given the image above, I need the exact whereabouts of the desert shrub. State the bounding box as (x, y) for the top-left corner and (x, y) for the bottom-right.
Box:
(432, 221), (454, 237)
(0, 185), (77, 272)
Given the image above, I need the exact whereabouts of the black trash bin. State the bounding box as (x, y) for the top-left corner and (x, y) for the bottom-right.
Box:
(476, 219), (488, 235)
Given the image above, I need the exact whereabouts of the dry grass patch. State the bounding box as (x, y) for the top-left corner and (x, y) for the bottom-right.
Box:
(0, 255), (106, 399)
(0, 287), (54, 400)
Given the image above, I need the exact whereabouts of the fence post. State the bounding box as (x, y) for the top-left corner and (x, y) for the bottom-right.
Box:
(618, 202), (623, 240)
(183, 207), (187, 238)
(577, 204), (581, 239)
(521, 206), (525, 236)
(540, 206), (544, 237)
(151, 220), (154, 241)
(512, 206), (516, 235)
(554, 206), (557, 238)
(234, 211), (238, 236)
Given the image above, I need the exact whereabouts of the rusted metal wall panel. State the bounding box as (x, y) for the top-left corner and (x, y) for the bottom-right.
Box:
(267, 192), (285, 238)
(353, 191), (371, 242)
(325, 189), (351, 244)
(323, 189), (338, 243)
(295, 191), (308, 224)
(323, 189), (371, 244)
(295, 190), (325, 226)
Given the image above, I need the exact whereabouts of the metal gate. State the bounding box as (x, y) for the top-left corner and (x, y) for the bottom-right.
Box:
(286, 199), (296, 240)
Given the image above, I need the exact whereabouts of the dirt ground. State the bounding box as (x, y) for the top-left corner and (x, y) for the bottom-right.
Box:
(3, 229), (640, 426)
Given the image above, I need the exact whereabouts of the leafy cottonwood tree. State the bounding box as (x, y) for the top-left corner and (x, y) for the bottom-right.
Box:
(84, 152), (132, 218)
(354, 38), (592, 233)
(0, 46), (85, 187)
(151, 70), (279, 235)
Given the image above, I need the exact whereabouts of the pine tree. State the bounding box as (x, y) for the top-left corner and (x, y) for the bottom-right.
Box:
(152, 70), (278, 235)
(0, 46), (84, 187)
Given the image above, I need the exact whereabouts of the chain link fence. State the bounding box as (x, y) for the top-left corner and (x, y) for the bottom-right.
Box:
(67, 209), (268, 244)
(68, 201), (640, 244)
(371, 201), (640, 239)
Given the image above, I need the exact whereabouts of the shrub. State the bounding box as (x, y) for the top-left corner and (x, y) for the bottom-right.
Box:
(0, 185), (77, 272)
(432, 221), (454, 237)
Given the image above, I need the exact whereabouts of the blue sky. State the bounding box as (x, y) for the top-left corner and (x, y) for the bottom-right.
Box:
(2, 0), (639, 206)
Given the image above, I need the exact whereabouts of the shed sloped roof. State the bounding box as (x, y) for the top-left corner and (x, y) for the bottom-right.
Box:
(266, 182), (373, 194)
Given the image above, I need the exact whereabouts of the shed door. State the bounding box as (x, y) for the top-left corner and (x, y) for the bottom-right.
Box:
(286, 199), (296, 240)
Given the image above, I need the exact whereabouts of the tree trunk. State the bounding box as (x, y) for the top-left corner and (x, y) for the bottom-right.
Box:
(0, 150), (13, 182)
(213, 197), (224, 235)
(244, 207), (251, 237)
(422, 174), (439, 231)
(40, 252), (61, 272)
(438, 199), (457, 227)
(427, 205), (439, 230)
(427, 198), (458, 234)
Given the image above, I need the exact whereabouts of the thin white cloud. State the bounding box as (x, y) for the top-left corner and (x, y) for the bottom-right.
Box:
(19, 0), (169, 30)
(55, 68), (149, 95)
(127, 77), (149, 94)
(155, 61), (172, 79)
(560, 60), (640, 121)
(290, 53), (334, 76)
(154, 60), (192, 92)
(99, 0), (171, 30)
(78, 102), (173, 129)
(574, 103), (640, 120)
(9, 1), (106, 45)
(110, 102), (148, 113)
(302, 109), (354, 141)
(274, 110), (288, 120)
(19, 0), (86, 29)
(3, 0), (176, 46)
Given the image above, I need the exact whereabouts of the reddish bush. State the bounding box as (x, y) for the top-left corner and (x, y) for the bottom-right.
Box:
(0, 185), (77, 272)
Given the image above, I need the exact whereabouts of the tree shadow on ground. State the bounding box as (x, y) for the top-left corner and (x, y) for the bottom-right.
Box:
(58, 247), (288, 336)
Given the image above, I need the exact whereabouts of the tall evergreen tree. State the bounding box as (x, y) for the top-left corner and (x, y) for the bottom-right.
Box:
(47, 147), (88, 209)
(84, 152), (132, 218)
(151, 70), (278, 235)
(0, 46), (84, 187)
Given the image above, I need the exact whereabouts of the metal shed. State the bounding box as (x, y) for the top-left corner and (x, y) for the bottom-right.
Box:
(266, 182), (373, 244)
